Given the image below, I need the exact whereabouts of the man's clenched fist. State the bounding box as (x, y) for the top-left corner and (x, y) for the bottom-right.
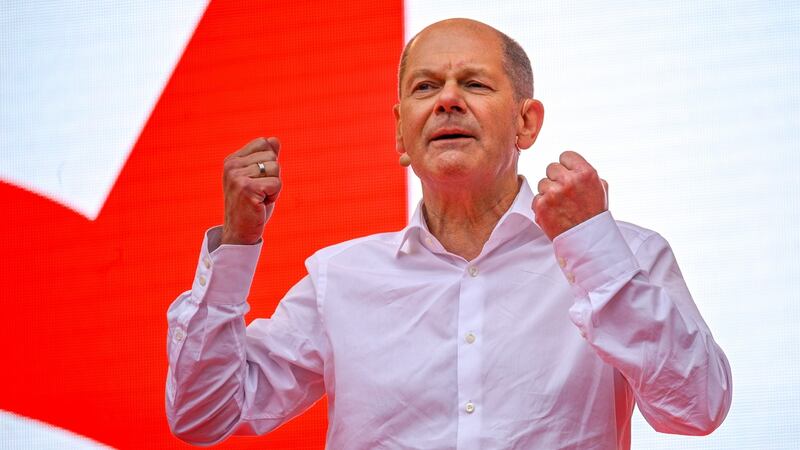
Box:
(221, 137), (282, 245)
(532, 150), (608, 241)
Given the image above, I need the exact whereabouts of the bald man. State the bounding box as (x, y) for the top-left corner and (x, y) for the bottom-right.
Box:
(166, 19), (731, 449)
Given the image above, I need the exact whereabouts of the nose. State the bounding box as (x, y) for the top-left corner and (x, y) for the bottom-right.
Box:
(434, 82), (466, 115)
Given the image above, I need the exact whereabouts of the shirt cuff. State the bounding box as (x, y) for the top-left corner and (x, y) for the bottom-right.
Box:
(552, 211), (640, 297)
(191, 226), (263, 305)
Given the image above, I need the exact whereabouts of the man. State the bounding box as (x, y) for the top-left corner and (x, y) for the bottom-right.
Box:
(166, 18), (731, 449)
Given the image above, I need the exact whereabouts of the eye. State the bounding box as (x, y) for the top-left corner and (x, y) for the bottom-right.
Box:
(412, 82), (435, 93)
(466, 80), (489, 89)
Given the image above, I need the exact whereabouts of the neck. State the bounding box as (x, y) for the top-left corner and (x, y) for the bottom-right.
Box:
(421, 174), (521, 261)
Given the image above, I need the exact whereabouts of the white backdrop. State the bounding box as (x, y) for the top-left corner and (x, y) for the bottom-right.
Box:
(1, 1), (797, 448)
(406, 1), (799, 448)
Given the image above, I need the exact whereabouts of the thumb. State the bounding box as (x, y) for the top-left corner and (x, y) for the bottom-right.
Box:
(532, 193), (544, 224)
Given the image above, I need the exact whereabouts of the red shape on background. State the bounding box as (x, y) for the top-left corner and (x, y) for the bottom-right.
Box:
(0, 1), (405, 448)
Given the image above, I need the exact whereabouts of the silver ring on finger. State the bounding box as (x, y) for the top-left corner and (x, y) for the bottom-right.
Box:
(257, 161), (267, 177)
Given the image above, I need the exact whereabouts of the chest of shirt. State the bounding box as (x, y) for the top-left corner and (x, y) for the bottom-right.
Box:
(317, 236), (613, 411)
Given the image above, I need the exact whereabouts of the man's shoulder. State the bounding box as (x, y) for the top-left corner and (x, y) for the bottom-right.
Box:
(311, 229), (404, 264)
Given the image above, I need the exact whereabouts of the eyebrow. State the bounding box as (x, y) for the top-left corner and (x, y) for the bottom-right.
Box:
(405, 66), (493, 87)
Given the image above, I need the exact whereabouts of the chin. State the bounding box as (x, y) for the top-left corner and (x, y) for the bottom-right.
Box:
(421, 156), (478, 184)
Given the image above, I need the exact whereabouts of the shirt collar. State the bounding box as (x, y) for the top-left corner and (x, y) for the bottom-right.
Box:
(394, 176), (543, 256)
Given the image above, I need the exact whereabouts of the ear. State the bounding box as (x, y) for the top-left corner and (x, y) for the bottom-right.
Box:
(515, 99), (544, 150)
(393, 103), (405, 153)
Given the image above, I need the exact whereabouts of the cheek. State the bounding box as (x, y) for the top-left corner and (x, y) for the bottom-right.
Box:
(485, 115), (518, 148)
(402, 100), (435, 128)
(402, 114), (427, 145)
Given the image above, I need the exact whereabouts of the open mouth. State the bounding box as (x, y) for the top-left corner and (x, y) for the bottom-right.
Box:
(430, 129), (476, 142)
(431, 133), (473, 141)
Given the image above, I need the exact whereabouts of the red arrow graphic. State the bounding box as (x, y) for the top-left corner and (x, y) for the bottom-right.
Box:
(0, 1), (404, 448)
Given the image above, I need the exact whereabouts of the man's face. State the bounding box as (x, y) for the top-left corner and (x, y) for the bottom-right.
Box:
(394, 22), (522, 188)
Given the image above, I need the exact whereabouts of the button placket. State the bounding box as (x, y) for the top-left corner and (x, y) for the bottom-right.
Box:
(456, 261), (484, 448)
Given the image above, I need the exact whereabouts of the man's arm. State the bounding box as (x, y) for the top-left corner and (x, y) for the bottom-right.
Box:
(534, 150), (731, 434)
(553, 212), (732, 435)
(166, 227), (326, 445)
(166, 137), (327, 444)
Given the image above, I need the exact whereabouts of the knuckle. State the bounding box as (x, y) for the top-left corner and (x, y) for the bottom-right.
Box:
(232, 175), (249, 191)
(579, 169), (598, 183)
(559, 150), (578, 165)
(250, 194), (264, 207)
(222, 167), (236, 185)
(223, 155), (243, 173)
(245, 137), (268, 153)
(537, 177), (548, 189)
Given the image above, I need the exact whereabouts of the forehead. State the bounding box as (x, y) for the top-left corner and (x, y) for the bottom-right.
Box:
(405, 25), (505, 75)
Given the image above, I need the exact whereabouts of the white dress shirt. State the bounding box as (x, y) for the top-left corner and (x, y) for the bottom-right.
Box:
(166, 178), (732, 450)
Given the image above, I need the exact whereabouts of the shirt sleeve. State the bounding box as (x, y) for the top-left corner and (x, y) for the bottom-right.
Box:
(552, 211), (732, 435)
(165, 226), (327, 446)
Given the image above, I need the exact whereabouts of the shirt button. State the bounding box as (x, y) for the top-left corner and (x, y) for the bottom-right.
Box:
(465, 332), (476, 344)
(465, 402), (475, 414)
(468, 266), (479, 277)
(199, 275), (207, 286)
(425, 237), (433, 246)
(173, 329), (185, 343)
(203, 257), (211, 269)
(566, 272), (575, 284)
(558, 256), (566, 268)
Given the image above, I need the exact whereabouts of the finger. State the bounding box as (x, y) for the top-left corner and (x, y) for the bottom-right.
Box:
(248, 176), (283, 203)
(238, 150), (278, 167)
(239, 160), (280, 178)
(266, 137), (281, 158)
(537, 177), (558, 195)
(234, 137), (278, 158)
(531, 194), (547, 229)
(545, 162), (568, 181)
(558, 150), (592, 171)
(532, 193), (544, 212)
(224, 151), (278, 175)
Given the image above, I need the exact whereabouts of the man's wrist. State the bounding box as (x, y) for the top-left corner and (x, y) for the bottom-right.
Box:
(199, 226), (263, 305)
(221, 228), (261, 246)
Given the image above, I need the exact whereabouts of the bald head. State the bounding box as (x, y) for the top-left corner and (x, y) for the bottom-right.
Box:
(398, 19), (533, 100)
